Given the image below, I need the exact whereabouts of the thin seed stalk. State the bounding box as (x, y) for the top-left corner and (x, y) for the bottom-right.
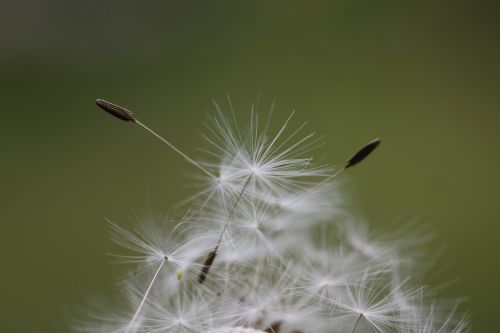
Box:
(95, 99), (216, 180)
(136, 121), (216, 180)
(125, 256), (168, 333)
(261, 137), (381, 225)
(217, 173), (254, 245)
(199, 173), (254, 284)
(349, 313), (363, 333)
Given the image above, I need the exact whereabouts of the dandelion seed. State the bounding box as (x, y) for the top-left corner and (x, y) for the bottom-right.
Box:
(107, 219), (220, 331)
(250, 137), (381, 230)
(96, 98), (216, 179)
(327, 270), (422, 333)
(141, 291), (213, 333)
(199, 102), (332, 206)
(199, 169), (255, 284)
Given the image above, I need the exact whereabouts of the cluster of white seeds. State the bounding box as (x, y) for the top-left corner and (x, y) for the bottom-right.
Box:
(79, 100), (469, 333)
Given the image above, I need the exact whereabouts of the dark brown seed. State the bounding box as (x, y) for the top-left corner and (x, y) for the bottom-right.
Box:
(96, 99), (136, 122)
(265, 321), (283, 333)
(346, 138), (381, 169)
(198, 246), (218, 284)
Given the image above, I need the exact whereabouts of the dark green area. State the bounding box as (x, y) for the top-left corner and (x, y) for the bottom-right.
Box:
(1, 1), (499, 332)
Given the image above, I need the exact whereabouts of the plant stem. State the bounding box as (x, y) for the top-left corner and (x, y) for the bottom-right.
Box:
(199, 173), (253, 283)
(125, 256), (167, 333)
(217, 172), (253, 246)
(350, 313), (363, 333)
(136, 120), (216, 180)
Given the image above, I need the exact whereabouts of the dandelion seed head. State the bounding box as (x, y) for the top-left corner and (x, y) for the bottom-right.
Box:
(80, 98), (469, 333)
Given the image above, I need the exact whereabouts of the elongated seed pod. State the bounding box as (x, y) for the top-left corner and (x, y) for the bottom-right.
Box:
(346, 138), (381, 168)
(96, 99), (136, 122)
(199, 246), (218, 283)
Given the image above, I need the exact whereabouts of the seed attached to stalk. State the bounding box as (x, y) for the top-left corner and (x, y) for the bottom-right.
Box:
(345, 138), (381, 169)
(198, 173), (254, 284)
(198, 246), (218, 283)
(96, 98), (216, 179)
(96, 99), (136, 122)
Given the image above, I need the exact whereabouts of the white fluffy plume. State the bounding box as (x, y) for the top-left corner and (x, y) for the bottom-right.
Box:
(77, 99), (469, 333)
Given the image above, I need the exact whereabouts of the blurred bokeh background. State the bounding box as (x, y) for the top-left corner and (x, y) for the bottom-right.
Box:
(1, 0), (499, 332)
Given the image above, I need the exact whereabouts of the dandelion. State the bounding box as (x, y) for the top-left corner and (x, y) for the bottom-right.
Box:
(214, 260), (297, 329)
(327, 271), (422, 332)
(198, 100), (332, 207)
(74, 98), (469, 333)
(107, 218), (222, 331)
(141, 290), (213, 333)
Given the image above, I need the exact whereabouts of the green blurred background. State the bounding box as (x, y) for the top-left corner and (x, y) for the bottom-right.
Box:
(1, 0), (499, 332)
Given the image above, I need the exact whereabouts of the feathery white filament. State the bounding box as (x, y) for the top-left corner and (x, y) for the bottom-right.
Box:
(125, 256), (167, 333)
